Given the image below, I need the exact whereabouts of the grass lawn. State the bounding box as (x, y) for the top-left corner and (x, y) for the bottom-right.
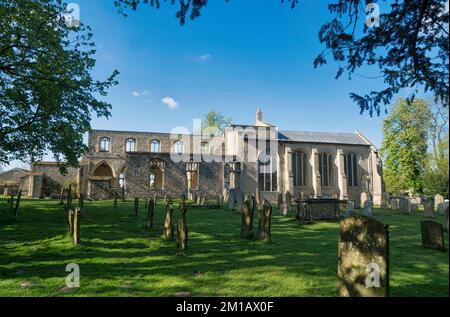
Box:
(0, 197), (448, 297)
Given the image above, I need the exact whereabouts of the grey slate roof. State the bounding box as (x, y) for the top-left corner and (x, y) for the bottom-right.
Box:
(278, 130), (370, 146)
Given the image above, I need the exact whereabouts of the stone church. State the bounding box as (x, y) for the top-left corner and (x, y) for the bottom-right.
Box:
(21, 109), (384, 206)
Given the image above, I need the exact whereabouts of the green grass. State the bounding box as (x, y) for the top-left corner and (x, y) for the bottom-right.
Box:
(0, 197), (448, 297)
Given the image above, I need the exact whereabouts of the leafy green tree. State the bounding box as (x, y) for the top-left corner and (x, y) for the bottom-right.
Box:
(202, 110), (231, 135)
(380, 98), (431, 194)
(114, 0), (449, 116)
(0, 0), (119, 170)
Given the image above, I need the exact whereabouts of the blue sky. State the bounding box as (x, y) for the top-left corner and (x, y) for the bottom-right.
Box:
(5, 0), (431, 169)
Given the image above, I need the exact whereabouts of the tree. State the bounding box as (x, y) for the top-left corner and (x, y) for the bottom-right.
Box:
(0, 0), (119, 170)
(113, 0), (449, 116)
(201, 110), (231, 135)
(380, 98), (431, 194)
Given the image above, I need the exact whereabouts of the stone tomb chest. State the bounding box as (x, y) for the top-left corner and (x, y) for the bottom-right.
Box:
(295, 198), (341, 222)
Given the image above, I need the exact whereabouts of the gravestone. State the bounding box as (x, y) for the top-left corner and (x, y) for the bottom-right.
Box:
(390, 197), (399, 210)
(363, 198), (373, 217)
(68, 209), (74, 236)
(360, 192), (369, 208)
(236, 191), (244, 213)
(240, 199), (254, 239)
(256, 201), (272, 241)
(133, 198), (139, 217)
(164, 200), (174, 241)
(277, 193), (283, 211)
(346, 201), (354, 217)
(420, 221), (445, 251)
(13, 190), (22, 220)
(177, 197), (188, 251)
(380, 193), (390, 210)
(410, 200), (419, 213)
(283, 191), (291, 216)
(338, 216), (389, 297)
(444, 206), (449, 232)
(73, 207), (80, 245)
(146, 199), (155, 229)
(399, 197), (411, 214)
(434, 194), (444, 212)
(79, 193), (84, 217)
(59, 187), (65, 205)
(423, 198), (435, 218)
(114, 191), (118, 208)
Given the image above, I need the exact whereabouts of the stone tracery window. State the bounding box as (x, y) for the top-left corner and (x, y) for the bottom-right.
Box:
(149, 159), (165, 190)
(126, 138), (137, 152)
(319, 153), (333, 187)
(258, 149), (278, 192)
(99, 137), (110, 152)
(150, 139), (160, 153)
(344, 153), (358, 187)
(292, 151), (307, 187)
(173, 140), (184, 154)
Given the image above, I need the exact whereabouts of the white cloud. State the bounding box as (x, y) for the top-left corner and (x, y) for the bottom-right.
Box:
(161, 97), (179, 109)
(142, 90), (149, 96)
(131, 91), (140, 97)
(102, 54), (114, 61)
(131, 90), (150, 97)
(197, 54), (212, 61)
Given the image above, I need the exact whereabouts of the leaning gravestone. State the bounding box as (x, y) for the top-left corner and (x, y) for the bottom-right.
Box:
(423, 198), (435, 218)
(163, 200), (174, 241)
(399, 197), (411, 214)
(380, 193), (390, 210)
(338, 216), (389, 297)
(420, 221), (445, 251)
(363, 199), (373, 217)
(240, 200), (254, 239)
(346, 201), (354, 217)
(277, 193), (283, 211)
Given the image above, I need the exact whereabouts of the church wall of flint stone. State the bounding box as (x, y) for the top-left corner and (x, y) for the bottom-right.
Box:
(24, 109), (384, 206)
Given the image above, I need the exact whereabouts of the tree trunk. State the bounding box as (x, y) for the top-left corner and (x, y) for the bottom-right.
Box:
(14, 190), (22, 220)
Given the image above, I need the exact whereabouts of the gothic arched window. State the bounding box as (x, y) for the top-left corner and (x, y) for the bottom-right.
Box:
(344, 153), (358, 187)
(99, 137), (110, 152)
(319, 153), (333, 187)
(292, 151), (307, 187)
(150, 139), (160, 153)
(126, 138), (137, 152)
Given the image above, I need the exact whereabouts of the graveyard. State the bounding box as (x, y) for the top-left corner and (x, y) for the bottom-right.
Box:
(0, 197), (448, 297)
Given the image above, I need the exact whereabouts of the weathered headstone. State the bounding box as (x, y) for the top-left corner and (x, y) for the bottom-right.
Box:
(59, 187), (65, 205)
(153, 193), (157, 206)
(380, 193), (390, 210)
(79, 193), (84, 217)
(163, 200), (174, 241)
(73, 207), (80, 245)
(434, 194), (444, 212)
(360, 192), (369, 208)
(423, 198), (435, 218)
(410, 200), (419, 213)
(146, 199), (155, 229)
(277, 193), (283, 211)
(177, 197), (188, 251)
(240, 199), (254, 239)
(420, 221), (445, 251)
(399, 197), (410, 214)
(121, 186), (125, 202)
(68, 209), (74, 236)
(200, 192), (206, 206)
(13, 190), (22, 220)
(444, 206), (449, 232)
(346, 201), (354, 217)
(236, 191), (244, 213)
(256, 201), (272, 241)
(363, 198), (373, 217)
(282, 191), (291, 216)
(390, 197), (399, 210)
(114, 191), (118, 208)
(338, 216), (389, 297)
(67, 184), (72, 208)
(133, 197), (139, 217)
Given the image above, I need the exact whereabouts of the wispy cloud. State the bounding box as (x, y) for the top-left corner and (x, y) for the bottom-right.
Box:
(131, 90), (150, 97)
(161, 97), (179, 109)
(102, 54), (114, 61)
(197, 54), (212, 61)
